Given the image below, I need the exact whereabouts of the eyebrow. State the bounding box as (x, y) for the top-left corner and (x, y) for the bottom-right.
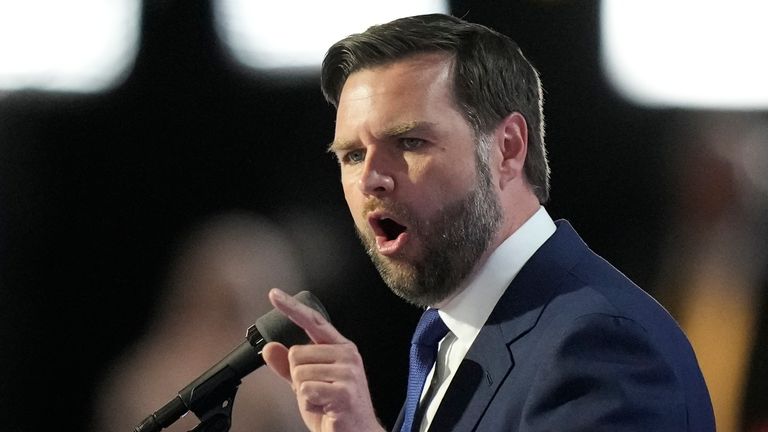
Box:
(327, 138), (356, 154)
(327, 121), (437, 153)
(382, 120), (435, 137)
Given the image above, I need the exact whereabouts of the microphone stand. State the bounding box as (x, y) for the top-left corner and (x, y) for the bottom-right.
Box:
(187, 386), (238, 432)
(135, 291), (330, 432)
(134, 339), (264, 432)
(184, 335), (263, 432)
(187, 330), (268, 431)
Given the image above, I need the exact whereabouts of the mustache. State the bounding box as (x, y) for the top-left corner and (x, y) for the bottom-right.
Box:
(361, 198), (412, 222)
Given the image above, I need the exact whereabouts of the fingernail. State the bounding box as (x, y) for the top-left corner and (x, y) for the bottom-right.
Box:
(271, 288), (286, 301)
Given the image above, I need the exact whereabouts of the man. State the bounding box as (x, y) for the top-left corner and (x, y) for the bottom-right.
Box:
(262, 14), (715, 432)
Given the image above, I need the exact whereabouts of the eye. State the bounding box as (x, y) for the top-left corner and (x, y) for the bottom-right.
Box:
(341, 149), (365, 165)
(399, 137), (425, 151)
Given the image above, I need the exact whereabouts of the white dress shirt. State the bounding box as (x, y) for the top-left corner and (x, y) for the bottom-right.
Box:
(417, 206), (556, 431)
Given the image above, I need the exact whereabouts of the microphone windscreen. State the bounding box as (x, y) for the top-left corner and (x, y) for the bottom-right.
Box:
(252, 291), (330, 347)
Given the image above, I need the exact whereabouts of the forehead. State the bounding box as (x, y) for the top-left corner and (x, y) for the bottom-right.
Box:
(342, 52), (454, 99)
(335, 53), (462, 135)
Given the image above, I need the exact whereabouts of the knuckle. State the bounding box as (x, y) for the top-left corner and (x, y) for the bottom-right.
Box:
(342, 343), (363, 364)
(297, 381), (313, 398)
(286, 345), (302, 364)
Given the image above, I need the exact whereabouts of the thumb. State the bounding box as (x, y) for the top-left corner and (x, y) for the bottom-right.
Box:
(262, 341), (292, 383)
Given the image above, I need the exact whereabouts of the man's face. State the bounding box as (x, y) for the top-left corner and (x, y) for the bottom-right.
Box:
(330, 53), (501, 307)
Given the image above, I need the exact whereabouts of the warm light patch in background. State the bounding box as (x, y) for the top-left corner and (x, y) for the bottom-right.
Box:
(600, 0), (768, 109)
(0, 0), (141, 93)
(214, 0), (449, 72)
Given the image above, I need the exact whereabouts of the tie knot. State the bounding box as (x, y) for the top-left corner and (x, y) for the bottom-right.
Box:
(411, 308), (449, 348)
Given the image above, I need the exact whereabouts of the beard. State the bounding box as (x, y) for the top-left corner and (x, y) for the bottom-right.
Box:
(355, 155), (502, 308)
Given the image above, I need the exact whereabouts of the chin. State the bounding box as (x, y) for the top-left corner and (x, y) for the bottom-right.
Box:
(392, 285), (458, 309)
(380, 266), (459, 308)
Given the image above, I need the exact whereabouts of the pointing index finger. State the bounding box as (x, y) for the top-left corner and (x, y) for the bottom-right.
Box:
(269, 288), (348, 345)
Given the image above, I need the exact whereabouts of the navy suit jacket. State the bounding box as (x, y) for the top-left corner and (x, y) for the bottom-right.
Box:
(393, 220), (715, 431)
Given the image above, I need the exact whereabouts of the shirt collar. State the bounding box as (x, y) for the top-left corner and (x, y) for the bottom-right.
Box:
(437, 206), (557, 342)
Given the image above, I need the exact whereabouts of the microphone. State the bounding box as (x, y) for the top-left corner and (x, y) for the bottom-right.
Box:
(133, 290), (329, 432)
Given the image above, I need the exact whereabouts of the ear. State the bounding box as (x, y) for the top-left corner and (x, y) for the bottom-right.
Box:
(493, 112), (528, 190)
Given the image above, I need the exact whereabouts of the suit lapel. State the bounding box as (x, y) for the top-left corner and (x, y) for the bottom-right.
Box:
(427, 276), (552, 431)
(426, 220), (588, 431)
(428, 319), (512, 431)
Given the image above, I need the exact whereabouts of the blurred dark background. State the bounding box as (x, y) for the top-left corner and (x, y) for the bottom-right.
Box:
(1, 1), (766, 431)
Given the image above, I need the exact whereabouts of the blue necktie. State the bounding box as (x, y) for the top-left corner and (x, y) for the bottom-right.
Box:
(400, 308), (449, 432)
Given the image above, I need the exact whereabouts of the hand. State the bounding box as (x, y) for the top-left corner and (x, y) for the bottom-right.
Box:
(262, 288), (385, 432)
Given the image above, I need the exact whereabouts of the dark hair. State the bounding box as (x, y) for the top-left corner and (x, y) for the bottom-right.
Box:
(321, 13), (550, 203)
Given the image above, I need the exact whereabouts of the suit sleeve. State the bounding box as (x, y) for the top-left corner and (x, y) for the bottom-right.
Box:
(519, 313), (688, 432)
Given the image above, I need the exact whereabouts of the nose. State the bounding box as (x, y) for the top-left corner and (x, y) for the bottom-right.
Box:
(358, 148), (394, 196)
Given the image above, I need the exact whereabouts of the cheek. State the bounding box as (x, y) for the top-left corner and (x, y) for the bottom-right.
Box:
(342, 181), (365, 225)
(412, 159), (478, 210)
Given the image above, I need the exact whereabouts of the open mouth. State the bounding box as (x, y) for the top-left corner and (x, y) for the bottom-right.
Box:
(378, 217), (407, 241)
(368, 213), (410, 255)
